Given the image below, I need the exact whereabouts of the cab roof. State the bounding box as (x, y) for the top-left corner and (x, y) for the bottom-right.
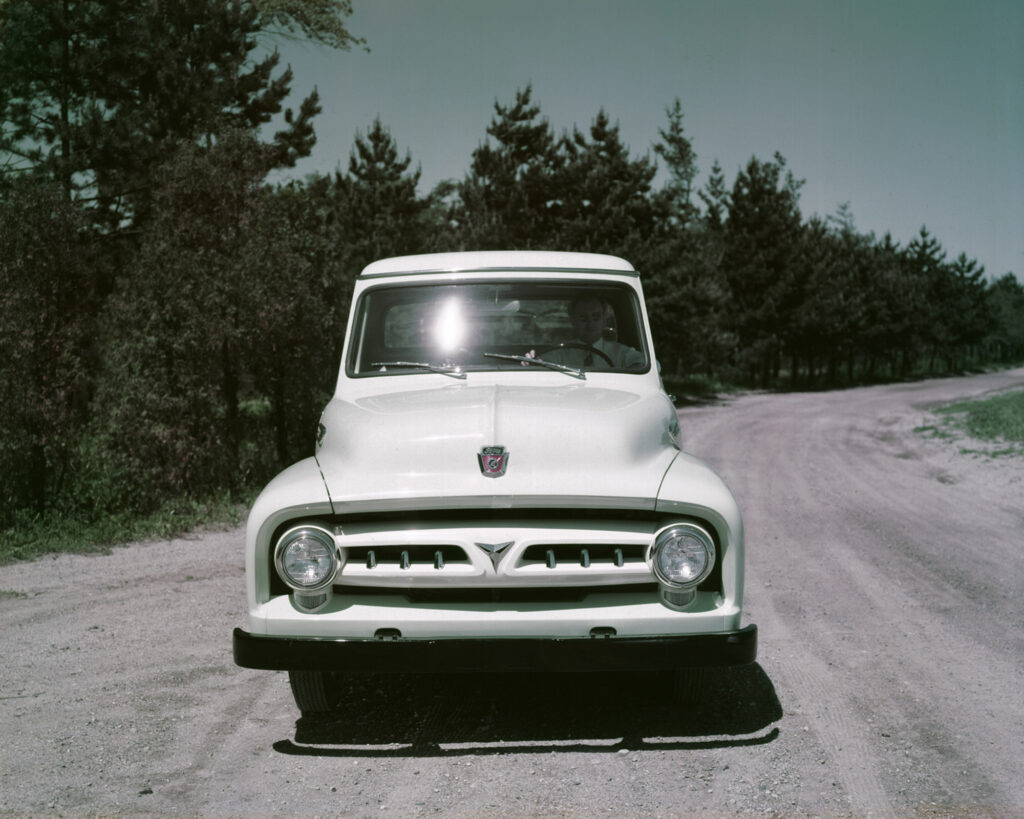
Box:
(359, 251), (636, 278)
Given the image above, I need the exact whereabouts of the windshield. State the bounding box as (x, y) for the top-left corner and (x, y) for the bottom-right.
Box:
(347, 280), (650, 377)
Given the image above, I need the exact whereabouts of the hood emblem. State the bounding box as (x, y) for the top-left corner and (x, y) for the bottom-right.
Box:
(478, 445), (509, 477)
(475, 541), (514, 571)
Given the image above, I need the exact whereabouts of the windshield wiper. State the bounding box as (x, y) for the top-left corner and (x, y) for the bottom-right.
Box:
(483, 352), (585, 380)
(370, 361), (467, 380)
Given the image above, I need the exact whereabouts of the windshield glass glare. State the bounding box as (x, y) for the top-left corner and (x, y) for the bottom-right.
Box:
(348, 281), (650, 376)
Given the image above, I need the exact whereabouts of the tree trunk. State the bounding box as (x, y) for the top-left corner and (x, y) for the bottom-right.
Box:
(221, 338), (239, 491)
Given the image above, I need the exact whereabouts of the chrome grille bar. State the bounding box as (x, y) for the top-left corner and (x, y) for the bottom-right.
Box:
(331, 521), (660, 588)
(521, 543), (645, 566)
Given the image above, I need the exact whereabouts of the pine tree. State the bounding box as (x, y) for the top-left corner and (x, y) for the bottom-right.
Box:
(252, 0), (365, 50)
(698, 160), (729, 230)
(789, 215), (870, 385)
(453, 85), (563, 249)
(654, 98), (698, 227)
(984, 274), (1024, 361)
(0, 0), (354, 227)
(559, 109), (657, 254)
(722, 153), (804, 385)
(334, 117), (430, 271)
(903, 226), (948, 372)
(946, 253), (989, 368)
(0, 0), (106, 197)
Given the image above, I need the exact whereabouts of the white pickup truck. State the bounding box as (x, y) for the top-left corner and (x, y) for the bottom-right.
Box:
(233, 251), (756, 715)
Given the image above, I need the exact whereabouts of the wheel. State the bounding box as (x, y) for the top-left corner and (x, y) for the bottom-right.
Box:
(288, 670), (342, 715)
(535, 341), (614, 367)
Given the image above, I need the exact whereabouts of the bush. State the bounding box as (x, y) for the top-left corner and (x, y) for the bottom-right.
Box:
(0, 178), (98, 525)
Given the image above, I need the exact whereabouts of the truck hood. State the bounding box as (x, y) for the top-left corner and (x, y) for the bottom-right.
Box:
(315, 383), (679, 511)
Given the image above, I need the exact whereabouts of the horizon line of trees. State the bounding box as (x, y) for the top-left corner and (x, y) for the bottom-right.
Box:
(3, 0), (1023, 532)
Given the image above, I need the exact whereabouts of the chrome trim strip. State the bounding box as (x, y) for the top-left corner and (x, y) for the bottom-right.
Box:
(359, 266), (640, 279)
(329, 495), (656, 513)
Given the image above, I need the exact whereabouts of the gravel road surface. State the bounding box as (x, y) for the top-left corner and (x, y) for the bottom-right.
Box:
(3, 369), (1023, 817)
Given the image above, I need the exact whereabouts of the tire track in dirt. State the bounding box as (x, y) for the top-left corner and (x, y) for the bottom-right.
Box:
(686, 394), (895, 816)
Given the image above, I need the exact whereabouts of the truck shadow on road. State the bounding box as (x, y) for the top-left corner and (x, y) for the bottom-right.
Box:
(274, 664), (781, 757)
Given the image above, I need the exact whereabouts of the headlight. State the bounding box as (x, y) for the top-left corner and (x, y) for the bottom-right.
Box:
(274, 526), (338, 591)
(651, 523), (715, 588)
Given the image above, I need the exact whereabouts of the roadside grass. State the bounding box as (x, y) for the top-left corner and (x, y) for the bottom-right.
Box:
(917, 388), (1024, 457)
(0, 492), (248, 565)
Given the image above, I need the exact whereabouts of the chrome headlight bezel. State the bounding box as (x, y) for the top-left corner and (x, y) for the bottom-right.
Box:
(649, 522), (716, 589)
(273, 525), (339, 592)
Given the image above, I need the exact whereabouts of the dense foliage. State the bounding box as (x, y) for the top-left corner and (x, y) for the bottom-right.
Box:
(2, 1), (1022, 536)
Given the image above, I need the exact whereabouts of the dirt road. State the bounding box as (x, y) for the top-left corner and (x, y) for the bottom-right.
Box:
(2, 369), (1022, 817)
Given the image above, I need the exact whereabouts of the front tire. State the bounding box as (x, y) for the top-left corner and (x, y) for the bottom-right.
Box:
(672, 667), (710, 702)
(288, 670), (342, 715)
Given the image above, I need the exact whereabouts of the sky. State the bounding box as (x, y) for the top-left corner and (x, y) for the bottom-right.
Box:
(267, 0), (1023, 279)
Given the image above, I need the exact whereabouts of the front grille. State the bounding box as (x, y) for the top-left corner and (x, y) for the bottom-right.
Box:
(267, 511), (724, 596)
(334, 531), (653, 589)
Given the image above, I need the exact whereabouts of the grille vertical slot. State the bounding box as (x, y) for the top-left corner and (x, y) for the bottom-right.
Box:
(348, 544), (470, 570)
(521, 543), (646, 567)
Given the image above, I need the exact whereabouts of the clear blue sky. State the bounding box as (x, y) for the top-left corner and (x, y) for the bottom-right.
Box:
(268, 0), (1023, 279)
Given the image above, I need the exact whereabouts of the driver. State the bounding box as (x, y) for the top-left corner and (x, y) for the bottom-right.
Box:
(546, 295), (645, 370)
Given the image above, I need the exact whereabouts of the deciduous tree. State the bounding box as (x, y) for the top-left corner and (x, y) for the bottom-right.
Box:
(0, 178), (97, 520)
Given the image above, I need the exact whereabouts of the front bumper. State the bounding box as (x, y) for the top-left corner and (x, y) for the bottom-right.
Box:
(233, 624), (757, 673)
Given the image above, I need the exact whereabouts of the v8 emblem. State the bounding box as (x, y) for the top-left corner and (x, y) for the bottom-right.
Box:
(475, 541), (514, 571)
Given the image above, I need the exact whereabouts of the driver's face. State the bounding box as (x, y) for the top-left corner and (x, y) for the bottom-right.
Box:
(570, 299), (605, 345)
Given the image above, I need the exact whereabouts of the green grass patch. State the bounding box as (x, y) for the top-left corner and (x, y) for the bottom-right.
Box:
(913, 423), (955, 441)
(0, 492), (248, 565)
(927, 387), (1024, 456)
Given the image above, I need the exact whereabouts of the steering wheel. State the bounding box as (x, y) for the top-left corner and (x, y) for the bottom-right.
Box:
(534, 341), (614, 367)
